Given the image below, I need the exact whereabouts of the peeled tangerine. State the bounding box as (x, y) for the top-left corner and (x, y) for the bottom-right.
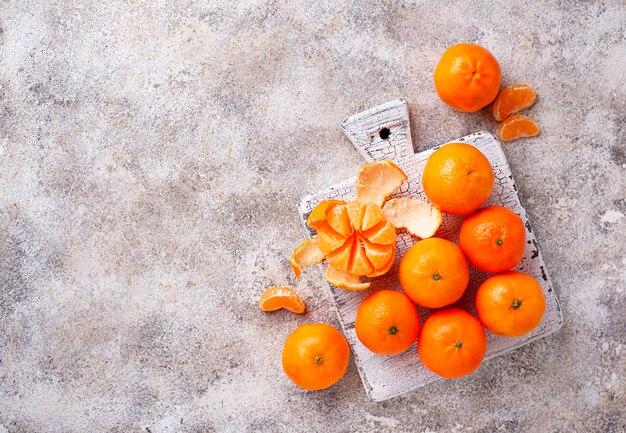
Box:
(291, 160), (441, 290)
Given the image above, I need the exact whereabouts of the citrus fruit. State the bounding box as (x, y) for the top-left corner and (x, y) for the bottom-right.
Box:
(382, 197), (443, 239)
(355, 160), (408, 207)
(306, 200), (346, 230)
(258, 286), (306, 314)
(458, 206), (526, 273)
(417, 308), (487, 378)
(290, 237), (325, 277)
(492, 84), (537, 121)
(497, 114), (540, 142)
(434, 43), (502, 112)
(282, 323), (350, 391)
(399, 237), (469, 309)
(422, 143), (494, 215)
(355, 290), (420, 355)
(324, 265), (371, 291)
(313, 201), (396, 279)
(475, 271), (546, 336)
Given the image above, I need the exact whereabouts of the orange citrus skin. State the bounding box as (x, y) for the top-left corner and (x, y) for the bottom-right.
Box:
(417, 308), (487, 379)
(282, 324), (350, 391)
(492, 84), (537, 121)
(434, 43), (502, 112)
(399, 237), (469, 309)
(355, 290), (420, 355)
(475, 271), (546, 336)
(497, 114), (540, 142)
(459, 206), (526, 273)
(422, 143), (494, 216)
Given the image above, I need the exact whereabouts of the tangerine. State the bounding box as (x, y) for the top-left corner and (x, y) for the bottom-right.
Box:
(282, 323), (350, 391)
(459, 206), (526, 273)
(417, 308), (487, 378)
(355, 290), (420, 355)
(399, 237), (469, 309)
(475, 271), (546, 336)
(422, 143), (494, 215)
(434, 43), (502, 112)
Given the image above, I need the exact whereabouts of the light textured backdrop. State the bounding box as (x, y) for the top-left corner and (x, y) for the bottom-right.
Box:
(0, 1), (624, 432)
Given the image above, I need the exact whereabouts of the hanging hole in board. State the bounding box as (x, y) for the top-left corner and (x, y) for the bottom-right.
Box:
(379, 127), (391, 140)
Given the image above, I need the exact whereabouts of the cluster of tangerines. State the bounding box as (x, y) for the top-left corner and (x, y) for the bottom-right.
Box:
(258, 42), (547, 392)
(260, 143), (547, 392)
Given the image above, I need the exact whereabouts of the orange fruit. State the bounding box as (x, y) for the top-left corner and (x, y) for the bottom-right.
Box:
(306, 200), (346, 230)
(497, 114), (540, 142)
(282, 323), (350, 391)
(475, 271), (546, 336)
(434, 43), (502, 112)
(314, 201), (396, 279)
(324, 265), (371, 291)
(355, 160), (408, 207)
(417, 308), (487, 378)
(492, 84), (537, 121)
(399, 238), (469, 309)
(422, 143), (494, 215)
(355, 290), (420, 355)
(459, 206), (526, 273)
(258, 286), (306, 314)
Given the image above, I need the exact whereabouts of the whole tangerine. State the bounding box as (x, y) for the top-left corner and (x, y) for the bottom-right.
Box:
(434, 43), (502, 112)
(422, 143), (494, 216)
(399, 237), (469, 309)
(475, 271), (546, 336)
(459, 206), (526, 272)
(417, 308), (487, 378)
(355, 290), (420, 355)
(282, 323), (350, 391)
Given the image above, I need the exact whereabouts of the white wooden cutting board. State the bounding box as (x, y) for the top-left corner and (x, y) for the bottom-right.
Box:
(298, 99), (563, 402)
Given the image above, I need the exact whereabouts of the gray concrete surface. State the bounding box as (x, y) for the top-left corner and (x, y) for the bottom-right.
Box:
(0, 1), (624, 432)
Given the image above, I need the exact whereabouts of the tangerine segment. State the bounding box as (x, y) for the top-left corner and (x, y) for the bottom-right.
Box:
(316, 222), (348, 255)
(382, 198), (443, 239)
(346, 201), (366, 231)
(362, 221), (396, 245)
(324, 265), (371, 291)
(326, 236), (355, 273)
(361, 238), (394, 270)
(306, 200), (346, 230)
(326, 204), (352, 236)
(350, 242), (375, 277)
(355, 160), (407, 206)
(492, 84), (537, 122)
(290, 237), (325, 278)
(367, 247), (396, 278)
(259, 286), (306, 314)
(497, 114), (540, 142)
(361, 203), (386, 231)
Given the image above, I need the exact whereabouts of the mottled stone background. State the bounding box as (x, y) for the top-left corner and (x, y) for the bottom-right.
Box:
(0, 1), (624, 432)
